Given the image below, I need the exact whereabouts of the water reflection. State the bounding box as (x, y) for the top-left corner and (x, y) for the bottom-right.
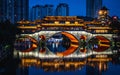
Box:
(15, 54), (120, 75)
(88, 36), (110, 52)
(46, 33), (71, 53)
(13, 33), (120, 75)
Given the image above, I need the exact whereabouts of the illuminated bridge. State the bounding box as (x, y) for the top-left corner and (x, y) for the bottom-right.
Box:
(14, 31), (113, 59)
(14, 16), (113, 58)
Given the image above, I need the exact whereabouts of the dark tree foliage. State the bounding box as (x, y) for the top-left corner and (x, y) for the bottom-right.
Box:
(110, 20), (120, 29)
(109, 17), (120, 35)
(0, 20), (21, 44)
(0, 20), (21, 72)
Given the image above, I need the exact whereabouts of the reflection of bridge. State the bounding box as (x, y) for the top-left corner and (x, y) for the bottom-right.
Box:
(14, 31), (113, 58)
(20, 56), (112, 72)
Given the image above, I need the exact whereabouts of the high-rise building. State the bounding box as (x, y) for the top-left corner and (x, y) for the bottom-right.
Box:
(86, 0), (102, 18)
(44, 4), (54, 17)
(0, 0), (29, 23)
(0, 0), (14, 22)
(31, 5), (44, 21)
(30, 4), (54, 21)
(55, 3), (69, 16)
(14, 0), (29, 23)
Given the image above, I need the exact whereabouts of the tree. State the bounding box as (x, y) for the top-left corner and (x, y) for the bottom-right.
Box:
(109, 16), (120, 34)
(0, 20), (21, 43)
(0, 20), (21, 66)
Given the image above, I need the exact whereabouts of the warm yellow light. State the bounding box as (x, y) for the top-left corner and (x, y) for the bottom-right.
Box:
(55, 21), (59, 24)
(99, 10), (103, 15)
(65, 21), (70, 24)
(104, 11), (107, 14)
(75, 21), (78, 24)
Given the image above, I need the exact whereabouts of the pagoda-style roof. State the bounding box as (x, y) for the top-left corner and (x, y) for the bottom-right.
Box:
(100, 6), (109, 10)
(17, 20), (31, 24)
(42, 16), (84, 22)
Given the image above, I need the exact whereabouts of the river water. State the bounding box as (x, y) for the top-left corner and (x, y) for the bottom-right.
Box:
(13, 53), (120, 75)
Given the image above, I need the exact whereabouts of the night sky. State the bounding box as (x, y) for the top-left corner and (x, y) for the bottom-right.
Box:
(30, 0), (120, 17)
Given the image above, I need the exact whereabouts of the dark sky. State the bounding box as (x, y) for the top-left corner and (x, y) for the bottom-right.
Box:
(30, 0), (120, 17)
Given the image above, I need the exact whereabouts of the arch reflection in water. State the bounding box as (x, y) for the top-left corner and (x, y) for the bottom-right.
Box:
(14, 36), (38, 52)
(88, 36), (110, 52)
(46, 32), (79, 56)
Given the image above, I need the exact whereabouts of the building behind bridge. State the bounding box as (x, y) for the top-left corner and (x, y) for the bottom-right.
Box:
(17, 15), (111, 34)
